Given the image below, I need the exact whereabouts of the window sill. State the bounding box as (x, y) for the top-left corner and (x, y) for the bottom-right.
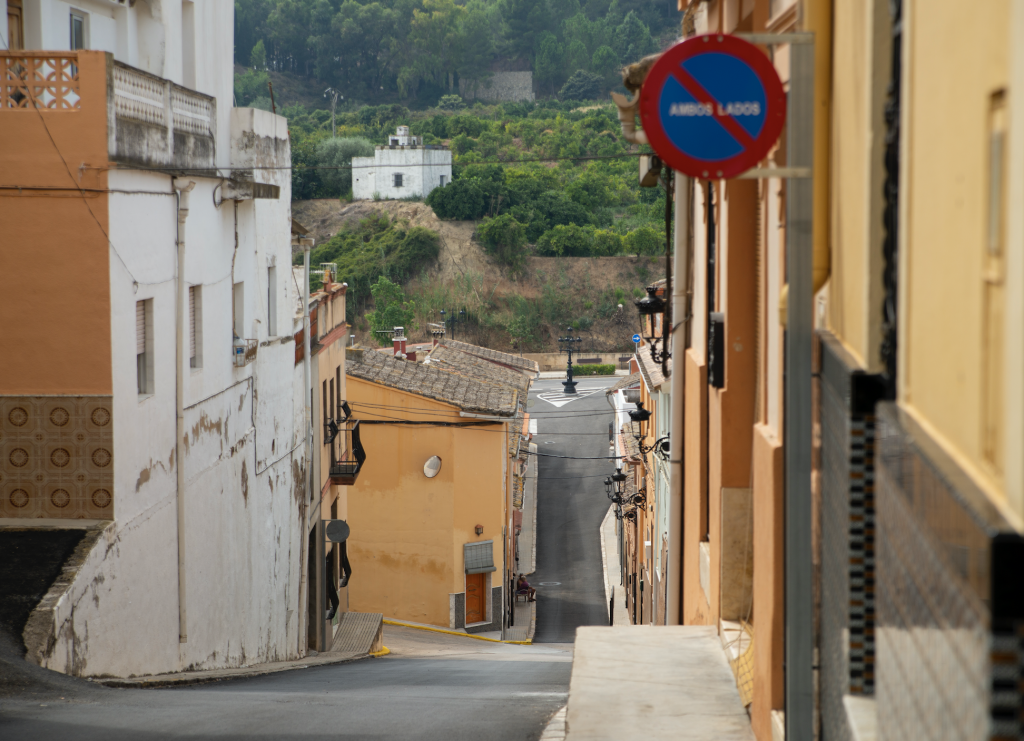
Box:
(138, 393), (154, 404)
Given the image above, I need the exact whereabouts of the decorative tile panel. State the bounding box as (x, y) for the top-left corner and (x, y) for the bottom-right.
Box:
(875, 403), (1024, 741)
(820, 331), (885, 741)
(0, 396), (113, 519)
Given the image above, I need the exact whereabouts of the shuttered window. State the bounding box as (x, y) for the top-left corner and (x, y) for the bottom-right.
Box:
(188, 286), (197, 362)
(136, 301), (146, 354)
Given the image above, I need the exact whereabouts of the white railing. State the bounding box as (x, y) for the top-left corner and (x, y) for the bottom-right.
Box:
(112, 63), (164, 126)
(1, 54), (81, 109)
(113, 61), (213, 138)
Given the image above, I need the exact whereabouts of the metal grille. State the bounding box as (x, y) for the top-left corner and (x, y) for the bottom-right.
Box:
(464, 540), (496, 574)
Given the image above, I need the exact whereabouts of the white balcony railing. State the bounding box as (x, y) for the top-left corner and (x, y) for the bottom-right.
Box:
(113, 62), (213, 138)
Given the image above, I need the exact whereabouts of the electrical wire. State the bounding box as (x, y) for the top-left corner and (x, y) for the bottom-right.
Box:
(108, 151), (646, 176)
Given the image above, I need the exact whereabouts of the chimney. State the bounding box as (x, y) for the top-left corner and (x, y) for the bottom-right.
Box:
(392, 326), (406, 357)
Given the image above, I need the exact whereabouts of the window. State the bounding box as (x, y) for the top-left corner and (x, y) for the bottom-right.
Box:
(181, 0), (196, 89)
(267, 266), (278, 337)
(136, 299), (153, 396)
(439, 175), (447, 187)
(390, 138), (399, 145)
(233, 282), (245, 340)
(393, 173), (403, 188)
(7, 0), (24, 50)
(322, 380), (328, 446)
(189, 285), (202, 368)
(70, 11), (85, 50)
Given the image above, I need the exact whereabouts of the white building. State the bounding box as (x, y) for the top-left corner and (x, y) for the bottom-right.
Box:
(352, 126), (452, 201)
(0, 1), (323, 678)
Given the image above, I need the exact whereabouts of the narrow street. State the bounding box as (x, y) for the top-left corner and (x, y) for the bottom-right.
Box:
(0, 377), (617, 740)
(0, 627), (572, 740)
(529, 378), (617, 643)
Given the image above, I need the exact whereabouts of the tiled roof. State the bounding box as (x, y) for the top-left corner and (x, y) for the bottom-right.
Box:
(440, 340), (540, 374)
(636, 343), (672, 390)
(513, 474), (525, 509)
(619, 424), (641, 462)
(606, 372), (642, 395)
(507, 406), (526, 458)
(426, 345), (531, 395)
(346, 347), (518, 416)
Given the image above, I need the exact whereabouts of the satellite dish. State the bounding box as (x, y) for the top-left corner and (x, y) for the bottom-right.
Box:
(325, 519), (350, 543)
(424, 455), (442, 478)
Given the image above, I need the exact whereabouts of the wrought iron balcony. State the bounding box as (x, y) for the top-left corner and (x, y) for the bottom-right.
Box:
(233, 339), (258, 367)
(327, 403), (365, 485)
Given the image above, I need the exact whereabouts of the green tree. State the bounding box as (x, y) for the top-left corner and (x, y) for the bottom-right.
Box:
(456, 0), (498, 98)
(426, 178), (486, 220)
(624, 226), (662, 257)
(399, 0), (466, 96)
(591, 45), (620, 89)
(614, 10), (657, 64)
(559, 70), (603, 100)
(477, 214), (529, 272)
(591, 228), (624, 255)
(536, 224), (595, 256)
(315, 137), (374, 197)
(437, 94), (465, 110)
(250, 39), (267, 69)
(367, 276), (417, 346)
(534, 32), (565, 93)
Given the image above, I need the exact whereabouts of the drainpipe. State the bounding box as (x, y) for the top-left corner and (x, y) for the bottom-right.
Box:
(300, 236), (314, 650)
(667, 173), (690, 625)
(173, 177), (196, 644)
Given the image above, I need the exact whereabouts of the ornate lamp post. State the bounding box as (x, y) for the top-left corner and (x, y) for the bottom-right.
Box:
(634, 285), (670, 363)
(558, 327), (583, 394)
(438, 308), (466, 342)
(628, 401), (671, 462)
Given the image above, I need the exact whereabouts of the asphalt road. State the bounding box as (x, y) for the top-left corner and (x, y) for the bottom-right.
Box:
(0, 627), (572, 740)
(528, 377), (617, 643)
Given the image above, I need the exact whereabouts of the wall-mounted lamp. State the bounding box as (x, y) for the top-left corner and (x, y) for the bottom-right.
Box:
(475, 524), (484, 536)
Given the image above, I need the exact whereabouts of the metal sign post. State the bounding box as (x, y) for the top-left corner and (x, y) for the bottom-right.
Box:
(639, 31), (816, 741)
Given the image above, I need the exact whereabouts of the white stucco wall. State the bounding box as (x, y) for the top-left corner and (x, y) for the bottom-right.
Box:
(35, 105), (310, 677)
(18, 0), (234, 169)
(352, 147), (452, 201)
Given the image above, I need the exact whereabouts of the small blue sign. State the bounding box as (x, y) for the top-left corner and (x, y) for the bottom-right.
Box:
(632, 334), (641, 344)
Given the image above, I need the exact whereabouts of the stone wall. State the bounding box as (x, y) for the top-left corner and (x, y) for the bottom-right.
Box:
(459, 71), (535, 103)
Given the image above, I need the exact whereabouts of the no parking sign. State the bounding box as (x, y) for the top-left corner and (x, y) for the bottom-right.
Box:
(639, 35), (786, 179)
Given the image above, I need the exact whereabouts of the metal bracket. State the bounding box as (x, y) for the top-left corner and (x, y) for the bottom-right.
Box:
(734, 32), (814, 45)
(735, 166), (811, 180)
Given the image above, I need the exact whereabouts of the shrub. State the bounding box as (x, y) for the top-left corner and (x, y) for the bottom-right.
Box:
(366, 276), (417, 346)
(314, 137), (374, 198)
(572, 363), (616, 376)
(426, 179), (486, 220)
(536, 224), (594, 257)
(624, 226), (663, 257)
(559, 70), (604, 101)
(477, 214), (529, 273)
(234, 69), (269, 106)
(437, 94), (465, 111)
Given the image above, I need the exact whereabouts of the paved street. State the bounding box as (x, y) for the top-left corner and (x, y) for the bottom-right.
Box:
(0, 377), (616, 740)
(0, 627), (572, 740)
(529, 378), (617, 643)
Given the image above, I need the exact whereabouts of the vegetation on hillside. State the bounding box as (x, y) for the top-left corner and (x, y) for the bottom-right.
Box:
(235, 0), (673, 107)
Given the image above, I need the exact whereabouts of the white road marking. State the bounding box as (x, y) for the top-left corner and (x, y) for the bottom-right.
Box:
(535, 389), (601, 408)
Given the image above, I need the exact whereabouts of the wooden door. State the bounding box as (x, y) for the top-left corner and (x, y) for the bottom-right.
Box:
(465, 573), (485, 624)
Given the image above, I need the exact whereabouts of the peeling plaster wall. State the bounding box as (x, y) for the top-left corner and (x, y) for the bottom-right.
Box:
(31, 113), (307, 677)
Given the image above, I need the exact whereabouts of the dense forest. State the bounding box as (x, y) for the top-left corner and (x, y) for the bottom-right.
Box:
(234, 0), (676, 105)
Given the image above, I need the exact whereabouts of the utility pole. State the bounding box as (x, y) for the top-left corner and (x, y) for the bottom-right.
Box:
(324, 87), (342, 137)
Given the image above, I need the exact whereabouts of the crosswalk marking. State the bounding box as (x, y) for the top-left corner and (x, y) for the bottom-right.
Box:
(535, 389), (601, 408)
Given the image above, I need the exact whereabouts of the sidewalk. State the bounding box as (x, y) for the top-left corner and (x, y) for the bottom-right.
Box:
(537, 370), (629, 379)
(521, 443), (538, 576)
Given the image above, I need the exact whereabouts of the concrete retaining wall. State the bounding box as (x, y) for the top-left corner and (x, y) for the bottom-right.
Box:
(459, 72), (535, 102)
(523, 352), (632, 372)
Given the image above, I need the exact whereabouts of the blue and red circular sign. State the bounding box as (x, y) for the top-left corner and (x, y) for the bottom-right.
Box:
(639, 35), (786, 179)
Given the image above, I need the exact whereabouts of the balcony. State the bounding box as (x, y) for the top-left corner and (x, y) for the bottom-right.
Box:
(233, 339), (258, 368)
(326, 404), (365, 485)
(1, 51), (215, 170)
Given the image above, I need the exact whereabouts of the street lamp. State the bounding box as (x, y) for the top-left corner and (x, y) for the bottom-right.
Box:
(628, 401), (671, 461)
(634, 284), (670, 363)
(558, 327), (583, 394)
(324, 87), (343, 137)
(438, 308), (466, 342)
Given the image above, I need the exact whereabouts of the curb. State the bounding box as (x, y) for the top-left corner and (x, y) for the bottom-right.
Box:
(90, 652), (373, 689)
(370, 646), (391, 657)
(383, 618), (532, 645)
